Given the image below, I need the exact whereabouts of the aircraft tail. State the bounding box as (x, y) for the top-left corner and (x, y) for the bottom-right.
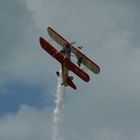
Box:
(66, 77), (77, 90)
(56, 72), (77, 90)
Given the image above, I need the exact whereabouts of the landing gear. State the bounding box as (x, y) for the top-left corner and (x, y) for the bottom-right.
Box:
(56, 71), (59, 76)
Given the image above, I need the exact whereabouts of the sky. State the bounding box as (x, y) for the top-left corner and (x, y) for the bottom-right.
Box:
(0, 0), (140, 140)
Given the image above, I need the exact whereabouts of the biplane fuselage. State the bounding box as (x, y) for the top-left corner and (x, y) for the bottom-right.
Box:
(39, 27), (100, 90)
(60, 47), (71, 87)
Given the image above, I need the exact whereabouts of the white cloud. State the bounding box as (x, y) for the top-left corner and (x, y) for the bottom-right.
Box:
(0, 0), (58, 87)
(0, 105), (52, 140)
(0, 105), (139, 140)
(1, 0), (140, 139)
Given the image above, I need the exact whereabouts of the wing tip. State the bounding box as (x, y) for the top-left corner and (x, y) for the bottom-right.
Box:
(95, 66), (100, 74)
(39, 37), (45, 47)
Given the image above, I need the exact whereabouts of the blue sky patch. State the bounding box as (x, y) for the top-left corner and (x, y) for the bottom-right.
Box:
(0, 82), (54, 116)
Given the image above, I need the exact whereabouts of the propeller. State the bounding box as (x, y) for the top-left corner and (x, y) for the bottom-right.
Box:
(70, 42), (83, 50)
(63, 41), (76, 47)
(63, 42), (83, 50)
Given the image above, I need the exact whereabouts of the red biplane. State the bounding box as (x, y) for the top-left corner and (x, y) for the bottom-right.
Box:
(39, 27), (100, 90)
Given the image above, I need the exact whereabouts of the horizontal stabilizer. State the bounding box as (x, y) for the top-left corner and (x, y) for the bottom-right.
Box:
(66, 77), (77, 90)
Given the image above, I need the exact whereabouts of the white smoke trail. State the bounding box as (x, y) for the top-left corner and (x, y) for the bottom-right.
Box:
(52, 68), (65, 140)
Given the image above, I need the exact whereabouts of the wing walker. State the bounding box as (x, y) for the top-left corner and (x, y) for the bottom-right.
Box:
(39, 27), (100, 90)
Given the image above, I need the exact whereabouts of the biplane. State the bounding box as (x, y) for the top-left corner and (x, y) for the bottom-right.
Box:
(39, 27), (100, 90)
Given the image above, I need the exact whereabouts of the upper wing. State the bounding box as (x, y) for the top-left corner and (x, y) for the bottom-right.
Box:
(47, 27), (67, 47)
(39, 37), (65, 63)
(47, 27), (100, 74)
(71, 47), (100, 74)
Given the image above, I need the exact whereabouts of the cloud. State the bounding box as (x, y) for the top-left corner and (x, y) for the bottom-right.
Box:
(0, 105), (52, 140)
(0, 0), (140, 139)
(25, 0), (140, 139)
(0, 0), (57, 88)
(0, 0), (32, 62)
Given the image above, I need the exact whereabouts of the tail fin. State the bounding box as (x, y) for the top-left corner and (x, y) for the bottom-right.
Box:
(56, 72), (77, 90)
(66, 77), (77, 90)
